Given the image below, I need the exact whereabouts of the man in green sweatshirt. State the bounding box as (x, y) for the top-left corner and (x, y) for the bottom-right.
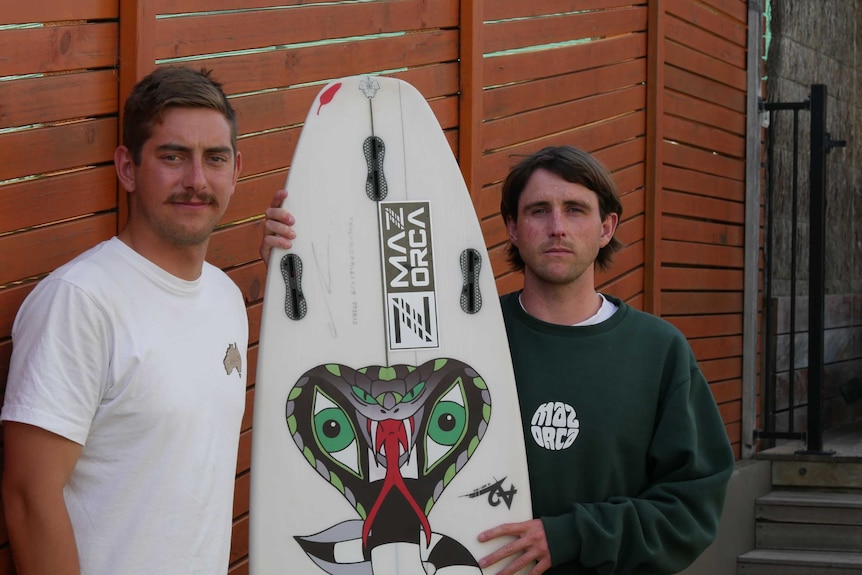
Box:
(475, 146), (734, 575)
(260, 145), (734, 575)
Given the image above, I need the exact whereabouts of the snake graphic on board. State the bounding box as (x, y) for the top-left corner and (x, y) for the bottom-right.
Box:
(285, 358), (491, 574)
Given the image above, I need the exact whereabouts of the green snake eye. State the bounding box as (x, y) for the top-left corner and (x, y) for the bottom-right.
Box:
(315, 408), (354, 453)
(402, 381), (426, 403)
(351, 385), (377, 405)
(313, 387), (361, 477)
(424, 377), (467, 472)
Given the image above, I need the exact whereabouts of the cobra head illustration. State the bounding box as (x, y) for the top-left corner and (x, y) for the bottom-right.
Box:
(285, 358), (491, 572)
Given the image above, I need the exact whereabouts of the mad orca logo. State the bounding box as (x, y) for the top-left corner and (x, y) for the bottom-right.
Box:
(379, 201), (439, 350)
(530, 401), (579, 451)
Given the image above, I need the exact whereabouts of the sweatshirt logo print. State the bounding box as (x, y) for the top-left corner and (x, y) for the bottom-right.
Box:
(530, 401), (579, 451)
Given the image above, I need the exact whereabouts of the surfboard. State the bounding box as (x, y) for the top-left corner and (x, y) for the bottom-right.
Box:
(250, 75), (533, 575)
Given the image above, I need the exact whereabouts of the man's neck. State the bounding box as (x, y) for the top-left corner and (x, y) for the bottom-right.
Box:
(118, 227), (207, 281)
(519, 275), (602, 326)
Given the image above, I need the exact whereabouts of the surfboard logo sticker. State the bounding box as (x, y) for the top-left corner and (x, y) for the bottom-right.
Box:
(379, 201), (439, 350)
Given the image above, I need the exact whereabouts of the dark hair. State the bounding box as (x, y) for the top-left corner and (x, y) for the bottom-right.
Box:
(500, 146), (623, 271)
(122, 66), (238, 165)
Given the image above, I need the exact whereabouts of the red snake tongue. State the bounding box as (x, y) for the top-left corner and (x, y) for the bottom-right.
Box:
(363, 419), (432, 548)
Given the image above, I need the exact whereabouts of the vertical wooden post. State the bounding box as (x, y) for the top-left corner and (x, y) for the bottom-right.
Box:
(644, 0), (666, 316)
(459, 0), (484, 201)
(117, 0), (159, 231)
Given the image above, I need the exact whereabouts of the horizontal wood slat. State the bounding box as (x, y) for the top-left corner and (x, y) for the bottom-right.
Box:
(154, 0), (458, 60)
(665, 67), (746, 112)
(0, 166), (116, 234)
(0, 118), (117, 182)
(662, 291), (743, 316)
(0, 283), (37, 339)
(665, 13), (746, 69)
(0, 23), (118, 77)
(486, 0), (636, 21)
(666, 0), (747, 46)
(0, 214), (116, 286)
(665, 41), (746, 92)
(220, 171), (288, 227)
(484, 7), (647, 54)
(663, 166), (744, 202)
(483, 86), (646, 152)
(663, 190), (745, 224)
(484, 33), (646, 88)
(207, 220), (267, 271)
(168, 30), (458, 96)
(664, 115), (744, 158)
(0, 0), (117, 25)
(662, 240), (744, 268)
(662, 216), (744, 246)
(664, 89), (745, 135)
(155, 0), (334, 15)
(484, 59), (646, 121)
(662, 267), (744, 291)
(663, 141), (745, 180)
(669, 314), (743, 340)
(0, 70), (118, 129)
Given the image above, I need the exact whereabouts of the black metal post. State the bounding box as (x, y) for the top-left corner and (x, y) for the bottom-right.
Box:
(805, 84), (827, 454)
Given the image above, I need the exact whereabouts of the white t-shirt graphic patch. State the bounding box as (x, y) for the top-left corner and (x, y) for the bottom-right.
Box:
(530, 401), (580, 451)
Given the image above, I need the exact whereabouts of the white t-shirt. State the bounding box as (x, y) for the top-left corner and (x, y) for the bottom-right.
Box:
(2, 237), (248, 575)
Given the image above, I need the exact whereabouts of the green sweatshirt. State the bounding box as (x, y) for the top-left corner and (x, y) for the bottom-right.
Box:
(501, 292), (734, 574)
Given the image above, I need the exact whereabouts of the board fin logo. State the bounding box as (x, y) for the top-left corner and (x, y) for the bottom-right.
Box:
(316, 82), (341, 115)
(379, 201), (439, 350)
(359, 76), (380, 99)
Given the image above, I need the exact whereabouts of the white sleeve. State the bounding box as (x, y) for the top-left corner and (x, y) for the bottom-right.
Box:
(2, 278), (110, 445)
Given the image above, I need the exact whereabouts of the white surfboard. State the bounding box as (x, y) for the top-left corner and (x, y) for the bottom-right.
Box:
(250, 75), (533, 575)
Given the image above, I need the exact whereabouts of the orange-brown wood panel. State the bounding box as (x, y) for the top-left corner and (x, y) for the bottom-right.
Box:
(228, 558), (249, 575)
(689, 337), (743, 362)
(662, 268), (744, 291)
(664, 41), (746, 92)
(232, 86), (320, 136)
(0, 70), (118, 129)
(484, 59), (646, 122)
(226, 261), (268, 307)
(173, 30), (458, 97)
(662, 291), (743, 316)
(247, 346), (259, 387)
(663, 165), (744, 202)
(479, 112), (646, 187)
(663, 115), (744, 158)
(236, 429), (252, 476)
(614, 213), (645, 247)
(230, 514), (249, 565)
(666, 0), (747, 46)
(661, 240), (744, 268)
(668, 314), (742, 340)
(700, 0), (748, 22)
(665, 66), (746, 112)
(484, 34), (646, 88)
(0, 118), (117, 182)
(247, 303), (262, 348)
(0, 23), (118, 77)
(220, 171), (289, 228)
(485, 7), (646, 55)
(701, 357), (742, 383)
(0, 214), (116, 287)
(207, 220), (267, 271)
(0, 284), (36, 340)
(0, 167), (117, 235)
(487, 0), (637, 20)
(614, 162), (647, 199)
(665, 13), (745, 70)
(662, 141), (745, 181)
(156, 0), (338, 15)
(1, 0), (118, 25)
(596, 240), (645, 288)
(620, 187), (646, 223)
(154, 0), (458, 60)
(233, 472), (250, 519)
(663, 190), (745, 224)
(709, 378), (742, 404)
(662, 216), (743, 247)
(602, 267), (644, 302)
(236, 128), (301, 180)
(480, 215), (508, 248)
(495, 273), (523, 297)
(664, 90), (745, 136)
(483, 86), (646, 152)
(595, 138), (647, 175)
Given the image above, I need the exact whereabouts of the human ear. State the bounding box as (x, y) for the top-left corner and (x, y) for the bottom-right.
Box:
(114, 146), (136, 193)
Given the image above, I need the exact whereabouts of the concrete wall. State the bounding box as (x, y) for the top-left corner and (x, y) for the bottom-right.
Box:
(765, 0), (861, 297)
(678, 460), (772, 575)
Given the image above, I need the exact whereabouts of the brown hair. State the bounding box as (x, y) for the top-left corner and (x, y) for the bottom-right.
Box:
(500, 146), (623, 271)
(122, 66), (237, 164)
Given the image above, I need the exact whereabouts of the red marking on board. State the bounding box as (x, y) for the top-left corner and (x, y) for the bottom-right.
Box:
(317, 82), (342, 115)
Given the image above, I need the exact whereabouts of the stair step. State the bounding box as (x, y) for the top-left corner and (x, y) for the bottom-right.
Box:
(772, 460), (862, 490)
(738, 549), (862, 574)
(757, 490), (862, 525)
(757, 522), (862, 552)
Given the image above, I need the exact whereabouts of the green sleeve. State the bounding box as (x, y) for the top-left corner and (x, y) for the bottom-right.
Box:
(541, 365), (734, 574)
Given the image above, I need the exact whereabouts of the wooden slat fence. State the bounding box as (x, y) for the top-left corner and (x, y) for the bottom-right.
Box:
(0, 0), (753, 572)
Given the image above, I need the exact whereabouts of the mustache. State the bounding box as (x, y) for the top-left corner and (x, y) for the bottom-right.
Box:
(166, 192), (219, 207)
